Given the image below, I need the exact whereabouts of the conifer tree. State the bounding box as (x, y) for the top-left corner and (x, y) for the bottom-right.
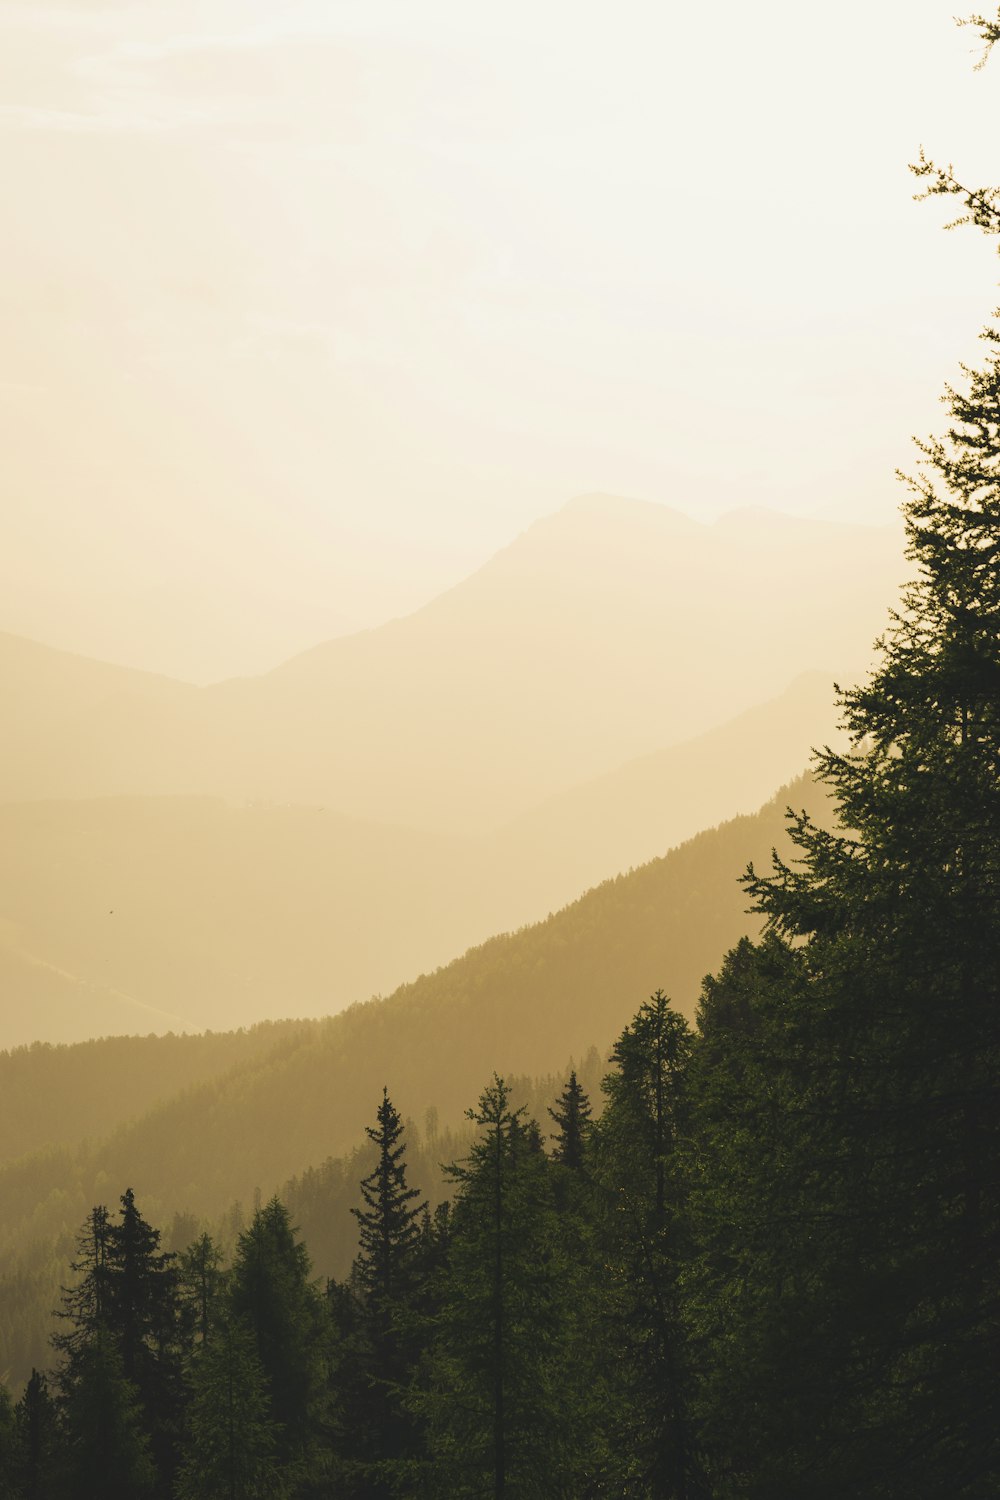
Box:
(52, 1206), (112, 1369)
(175, 1314), (286, 1500)
(53, 1193), (182, 1497)
(229, 1198), (326, 1481)
(0, 1384), (16, 1500)
(177, 1233), (224, 1348)
(682, 42), (1000, 1474)
(410, 1076), (601, 1497)
(60, 1331), (156, 1500)
(593, 992), (704, 1500)
(548, 1069), (592, 1170)
(13, 1370), (60, 1500)
(352, 1089), (425, 1311)
(334, 1091), (426, 1497)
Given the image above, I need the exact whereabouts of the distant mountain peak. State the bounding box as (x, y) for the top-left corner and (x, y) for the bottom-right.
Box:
(558, 492), (703, 529)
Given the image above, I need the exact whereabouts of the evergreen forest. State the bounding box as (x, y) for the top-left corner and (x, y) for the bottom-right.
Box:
(2, 8), (1000, 1498)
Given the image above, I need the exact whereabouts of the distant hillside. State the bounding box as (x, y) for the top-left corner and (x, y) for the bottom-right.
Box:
(0, 499), (900, 830)
(0, 1022), (314, 1168)
(0, 675), (838, 1046)
(0, 774), (836, 1385)
(0, 773), (829, 1253)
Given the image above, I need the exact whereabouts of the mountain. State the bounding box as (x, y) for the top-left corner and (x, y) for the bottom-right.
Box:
(0, 676), (837, 1047)
(0, 498), (901, 830)
(0, 774), (833, 1384)
(0, 772), (829, 1254)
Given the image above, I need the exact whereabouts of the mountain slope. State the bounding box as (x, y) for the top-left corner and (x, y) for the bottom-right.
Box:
(0, 677), (837, 1046)
(1, 498), (900, 830)
(0, 772), (830, 1251)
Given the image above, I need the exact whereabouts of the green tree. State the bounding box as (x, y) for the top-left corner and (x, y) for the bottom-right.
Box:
(411, 1076), (602, 1497)
(333, 1090), (426, 1497)
(60, 1332), (156, 1500)
(52, 1206), (112, 1369)
(52, 1194), (182, 1497)
(229, 1199), (326, 1482)
(177, 1233), (224, 1347)
(682, 81), (1000, 1481)
(592, 992), (704, 1500)
(0, 1383), (17, 1500)
(175, 1314), (286, 1500)
(13, 1370), (61, 1500)
(548, 1070), (592, 1171)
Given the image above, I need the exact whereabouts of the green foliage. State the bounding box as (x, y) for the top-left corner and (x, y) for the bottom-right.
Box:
(547, 1070), (592, 1171)
(12, 1371), (60, 1500)
(0, 785), (820, 1387)
(410, 1077), (608, 1497)
(60, 1331), (157, 1500)
(0, 1384), (17, 1500)
(682, 199), (1000, 1491)
(176, 1233), (224, 1347)
(351, 1090), (425, 1311)
(175, 1315), (286, 1500)
(593, 995), (705, 1499)
(331, 1093), (426, 1497)
(229, 1199), (327, 1478)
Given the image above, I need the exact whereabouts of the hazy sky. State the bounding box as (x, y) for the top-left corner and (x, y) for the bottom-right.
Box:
(2, 0), (998, 680)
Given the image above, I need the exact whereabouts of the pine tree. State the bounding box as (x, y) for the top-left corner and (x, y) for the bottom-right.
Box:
(53, 1193), (183, 1497)
(13, 1370), (60, 1500)
(548, 1070), (592, 1170)
(334, 1091), (426, 1497)
(682, 190), (1000, 1493)
(52, 1206), (113, 1369)
(60, 1331), (157, 1500)
(593, 992), (704, 1500)
(175, 1314), (286, 1500)
(352, 1089), (425, 1312)
(177, 1233), (224, 1348)
(229, 1198), (326, 1481)
(0, 1383), (16, 1500)
(410, 1076), (600, 1497)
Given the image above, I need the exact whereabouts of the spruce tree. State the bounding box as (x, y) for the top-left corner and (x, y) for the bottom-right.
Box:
(13, 1370), (60, 1500)
(334, 1091), (425, 1497)
(410, 1076), (601, 1497)
(683, 125), (1000, 1486)
(548, 1070), (592, 1170)
(60, 1331), (156, 1500)
(593, 992), (704, 1500)
(0, 1384), (16, 1500)
(52, 1205), (112, 1369)
(175, 1314), (286, 1500)
(229, 1198), (326, 1481)
(53, 1193), (182, 1497)
(177, 1232), (223, 1348)
(352, 1089), (424, 1311)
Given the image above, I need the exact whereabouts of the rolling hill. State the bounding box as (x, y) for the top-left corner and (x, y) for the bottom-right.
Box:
(0, 772), (834, 1384)
(0, 674), (838, 1046)
(1, 497), (900, 831)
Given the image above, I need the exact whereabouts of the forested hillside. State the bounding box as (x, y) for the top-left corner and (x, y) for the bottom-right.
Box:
(0, 1024), (312, 1168)
(0, 777), (826, 1386)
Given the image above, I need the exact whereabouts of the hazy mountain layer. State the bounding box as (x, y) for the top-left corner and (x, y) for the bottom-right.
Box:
(0, 498), (900, 831)
(0, 774), (831, 1384)
(0, 774), (828, 1251)
(0, 676), (836, 1047)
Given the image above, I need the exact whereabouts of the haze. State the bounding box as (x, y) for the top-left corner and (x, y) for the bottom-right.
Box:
(2, 0), (995, 680)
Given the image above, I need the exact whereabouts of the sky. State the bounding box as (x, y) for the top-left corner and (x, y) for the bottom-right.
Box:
(2, 0), (998, 681)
